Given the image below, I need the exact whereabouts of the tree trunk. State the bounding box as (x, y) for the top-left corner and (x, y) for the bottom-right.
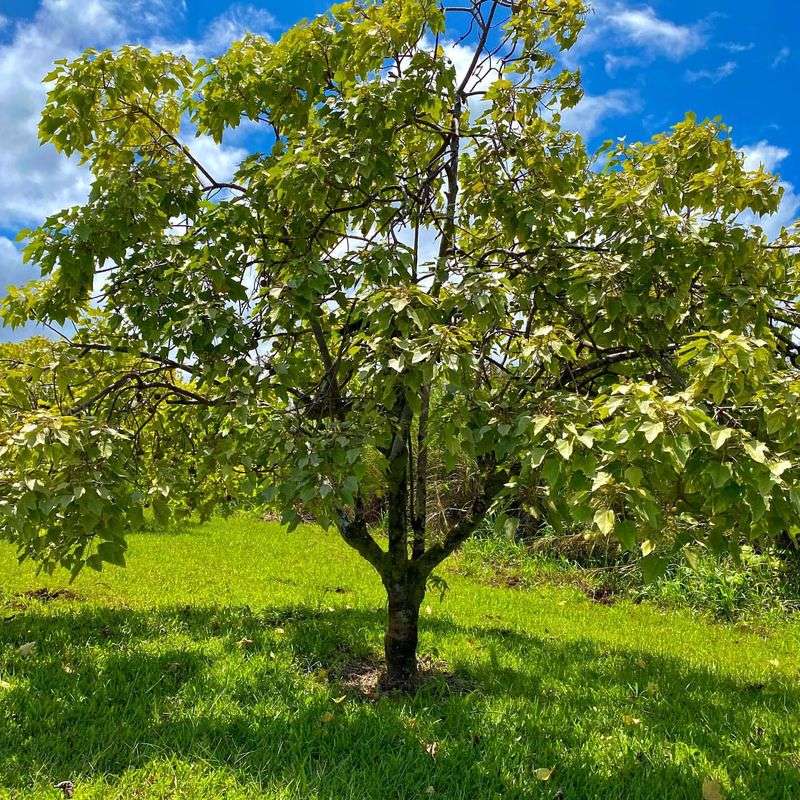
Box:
(383, 575), (424, 690)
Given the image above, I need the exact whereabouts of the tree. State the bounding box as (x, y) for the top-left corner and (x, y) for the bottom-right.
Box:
(2, 0), (799, 689)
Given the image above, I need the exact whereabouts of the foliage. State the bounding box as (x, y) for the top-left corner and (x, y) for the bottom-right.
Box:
(458, 523), (800, 621)
(1, 0), (800, 682)
(1, 516), (799, 799)
(0, 338), (242, 574)
(639, 546), (800, 621)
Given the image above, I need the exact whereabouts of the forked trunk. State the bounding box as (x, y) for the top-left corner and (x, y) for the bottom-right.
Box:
(383, 577), (424, 690)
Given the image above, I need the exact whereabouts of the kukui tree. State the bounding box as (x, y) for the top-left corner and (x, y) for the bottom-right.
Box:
(2, 0), (800, 688)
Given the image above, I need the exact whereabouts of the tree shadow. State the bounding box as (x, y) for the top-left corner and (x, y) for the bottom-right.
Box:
(1, 601), (798, 798)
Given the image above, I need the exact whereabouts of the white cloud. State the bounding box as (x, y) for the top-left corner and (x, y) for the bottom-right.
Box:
(604, 53), (642, 75)
(720, 41), (754, 53)
(772, 47), (791, 69)
(605, 5), (705, 60)
(560, 89), (641, 139)
(0, 237), (32, 291)
(0, 0), (259, 230)
(685, 60), (736, 84)
(190, 134), (248, 183)
(149, 3), (277, 59)
(0, 0), (113, 228)
(743, 182), (799, 241)
(442, 39), (497, 92)
(403, 37), (498, 104)
(0, 0), (254, 341)
(738, 141), (798, 240)
(202, 5), (276, 52)
(569, 2), (705, 69)
(0, 237), (54, 342)
(741, 141), (790, 174)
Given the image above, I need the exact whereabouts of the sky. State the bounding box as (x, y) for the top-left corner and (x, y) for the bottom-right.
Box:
(0, 0), (797, 341)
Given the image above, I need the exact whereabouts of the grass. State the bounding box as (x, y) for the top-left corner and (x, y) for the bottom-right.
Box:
(0, 516), (799, 799)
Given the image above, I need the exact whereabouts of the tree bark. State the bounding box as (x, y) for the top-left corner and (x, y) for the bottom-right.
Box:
(382, 572), (425, 689)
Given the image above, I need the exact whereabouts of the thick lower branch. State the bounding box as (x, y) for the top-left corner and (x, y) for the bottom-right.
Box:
(336, 499), (385, 577)
(417, 465), (507, 574)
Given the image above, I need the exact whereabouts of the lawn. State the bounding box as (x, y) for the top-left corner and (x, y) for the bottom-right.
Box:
(1, 516), (799, 799)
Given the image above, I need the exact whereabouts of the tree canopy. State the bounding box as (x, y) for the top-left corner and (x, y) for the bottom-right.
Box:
(1, 0), (799, 686)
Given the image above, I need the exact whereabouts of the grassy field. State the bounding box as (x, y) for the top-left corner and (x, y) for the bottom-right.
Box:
(1, 516), (799, 799)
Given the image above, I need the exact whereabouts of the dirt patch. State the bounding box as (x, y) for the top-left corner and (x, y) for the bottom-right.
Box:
(16, 588), (82, 604)
(481, 570), (530, 590)
(335, 656), (384, 698)
(585, 585), (617, 605)
(327, 653), (473, 700)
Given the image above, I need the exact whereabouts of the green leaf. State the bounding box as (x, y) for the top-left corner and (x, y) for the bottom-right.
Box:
(389, 297), (410, 313)
(769, 459), (792, 477)
(624, 466), (644, 487)
(591, 471), (613, 491)
(743, 441), (768, 464)
(614, 520), (637, 551)
(533, 416), (551, 436)
(556, 438), (574, 461)
(97, 541), (126, 567)
(593, 509), (615, 535)
(411, 349), (430, 364)
(710, 428), (734, 450)
(640, 421), (664, 444)
(640, 554), (668, 584)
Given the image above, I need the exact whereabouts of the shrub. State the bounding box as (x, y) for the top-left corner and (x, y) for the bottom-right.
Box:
(638, 546), (800, 621)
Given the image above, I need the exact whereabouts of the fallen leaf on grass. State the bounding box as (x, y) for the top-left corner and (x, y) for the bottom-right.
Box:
(424, 741), (439, 759)
(622, 715), (641, 726)
(332, 695), (347, 704)
(702, 778), (725, 800)
(236, 637), (254, 649)
(16, 642), (36, 658)
(534, 767), (554, 781)
(320, 712), (335, 723)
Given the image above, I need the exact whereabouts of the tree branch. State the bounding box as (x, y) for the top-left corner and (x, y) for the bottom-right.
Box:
(337, 497), (385, 577)
(416, 462), (507, 573)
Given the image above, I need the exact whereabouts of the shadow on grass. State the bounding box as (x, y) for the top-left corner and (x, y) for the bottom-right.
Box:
(1, 601), (798, 799)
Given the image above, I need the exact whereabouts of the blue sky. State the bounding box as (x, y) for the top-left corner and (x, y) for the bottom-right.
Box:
(0, 0), (797, 341)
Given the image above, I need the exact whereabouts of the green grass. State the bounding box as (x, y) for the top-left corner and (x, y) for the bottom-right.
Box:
(1, 516), (799, 799)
